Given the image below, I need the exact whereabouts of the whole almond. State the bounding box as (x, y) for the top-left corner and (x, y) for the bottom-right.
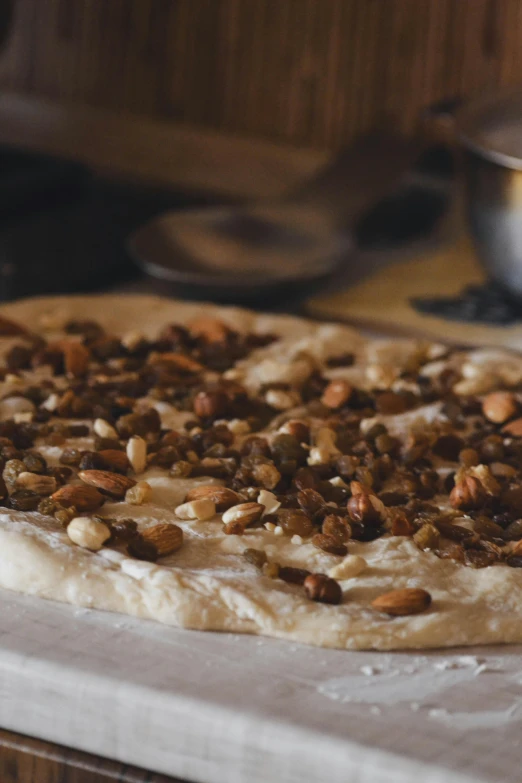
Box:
(321, 379), (352, 409)
(51, 484), (104, 512)
(78, 469), (136, 499)
(141, 523), (183, 556)
(60, 340), (90, 377)
(185, 485), (241, 511)
(502, 416), (522, 437)
(483, 391), (517, 424)
(371, 588), (432, 616)
(97, 449), (130, 474)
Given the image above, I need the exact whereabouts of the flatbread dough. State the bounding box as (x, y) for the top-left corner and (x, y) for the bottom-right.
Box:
(0, 294), (522, 651)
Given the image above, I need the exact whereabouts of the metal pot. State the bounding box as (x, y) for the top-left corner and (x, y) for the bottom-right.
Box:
(441, 91), (522, 297)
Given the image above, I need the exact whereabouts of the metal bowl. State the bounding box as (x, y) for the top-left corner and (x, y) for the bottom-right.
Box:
(453, 91), (522, 297)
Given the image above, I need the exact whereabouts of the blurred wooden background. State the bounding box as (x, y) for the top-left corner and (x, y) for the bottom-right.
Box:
(0, 0), (521, 151)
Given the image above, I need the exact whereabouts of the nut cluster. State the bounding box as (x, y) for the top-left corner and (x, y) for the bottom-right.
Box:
(2, 304), (522, 621)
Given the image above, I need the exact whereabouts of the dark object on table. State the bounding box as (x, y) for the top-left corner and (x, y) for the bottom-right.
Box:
(0, 147), (214, 301)
(411, 282), (522, 325)
(356, 145), (454, 247)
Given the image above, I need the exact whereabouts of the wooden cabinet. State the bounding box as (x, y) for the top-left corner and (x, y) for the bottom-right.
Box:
(0, 729), (181, 783)
(0, 0), (520, 151)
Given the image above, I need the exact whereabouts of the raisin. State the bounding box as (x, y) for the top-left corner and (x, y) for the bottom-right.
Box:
(312, 533), (348, 556)
(243, 548), (268, 569)
(278, 566), (311, 585)
(9, 489), (40, 511)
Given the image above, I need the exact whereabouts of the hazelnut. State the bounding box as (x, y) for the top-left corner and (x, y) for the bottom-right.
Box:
(449, 475), (486, 510)
(303, 573), (342, 604)
(347, 492), (383, 523)
(193, 390), (228, 419)
(482, 391), (517, 424)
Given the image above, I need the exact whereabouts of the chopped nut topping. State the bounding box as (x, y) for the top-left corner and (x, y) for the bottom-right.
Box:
(328, 555), (367, 580)
(125, 481), (152, 505)
(257, 489), (281, 516)
(126, 435), (147, 474)
(3, 304), (522, 607)
(175, 499), (216, 521)
(67, 517), (111, 551)
(308, 427), (341, 466)
(450, 475), (486, 510)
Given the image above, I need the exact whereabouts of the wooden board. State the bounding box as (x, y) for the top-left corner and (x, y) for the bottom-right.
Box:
(0, 589), (520, 783)
(307, 233), (522, 351)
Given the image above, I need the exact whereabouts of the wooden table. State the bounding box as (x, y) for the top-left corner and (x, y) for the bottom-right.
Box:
(0, 729), (181, 783)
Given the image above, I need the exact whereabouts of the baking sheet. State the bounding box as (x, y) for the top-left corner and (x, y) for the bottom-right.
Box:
(0, 589), (520, 783)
